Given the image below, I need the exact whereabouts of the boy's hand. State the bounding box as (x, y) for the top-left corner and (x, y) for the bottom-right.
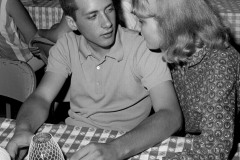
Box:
(70, 143), (120, 160)
(6, 130), (34, 160)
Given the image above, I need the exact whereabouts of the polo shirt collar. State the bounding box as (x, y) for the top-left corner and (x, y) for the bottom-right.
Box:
(78, 26), (124, 64)
(105, 27), (123, 62)
(78, 36), (91, 64)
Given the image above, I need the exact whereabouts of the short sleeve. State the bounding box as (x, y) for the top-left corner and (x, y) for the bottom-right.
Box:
(46, 35), (71, 77)
(132, 41), (172, 90)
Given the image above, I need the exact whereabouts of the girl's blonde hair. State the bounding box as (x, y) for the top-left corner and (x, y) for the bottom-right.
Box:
(132, 0), (229, 64)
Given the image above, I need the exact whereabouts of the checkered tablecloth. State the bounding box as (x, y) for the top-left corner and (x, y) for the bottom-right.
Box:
(210, 0), (240, 45)
(0, 118), (193, 160)
(0, 118), (239, 159)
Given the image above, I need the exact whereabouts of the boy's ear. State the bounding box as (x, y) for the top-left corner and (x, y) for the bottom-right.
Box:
(65, 16), (78, 31)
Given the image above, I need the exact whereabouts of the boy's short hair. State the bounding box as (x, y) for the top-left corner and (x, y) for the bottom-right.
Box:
(59, 0), (122, 25)
(59, 0), (78, 21)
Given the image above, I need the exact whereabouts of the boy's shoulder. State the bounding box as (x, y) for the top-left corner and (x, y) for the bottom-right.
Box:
(55, 31), (82, 47)
(119, 26), (141, 38)
(118, 26), (154, 60)
(59, 31), (81, 41)
(118, 26), (145, 47)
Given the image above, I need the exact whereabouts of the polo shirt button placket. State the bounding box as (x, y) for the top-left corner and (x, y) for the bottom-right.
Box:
(96, 65), (102, 94)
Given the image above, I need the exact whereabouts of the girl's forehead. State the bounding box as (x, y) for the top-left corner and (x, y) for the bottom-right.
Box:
(148, 0), (158, 13)
(140, 0), (158, 12)
(133, 0), (157, 18)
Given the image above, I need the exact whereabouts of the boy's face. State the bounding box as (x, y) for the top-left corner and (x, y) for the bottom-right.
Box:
(70, 0), (116, 51)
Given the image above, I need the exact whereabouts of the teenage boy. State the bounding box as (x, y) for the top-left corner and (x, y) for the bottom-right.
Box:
(6, 0), (182, 159)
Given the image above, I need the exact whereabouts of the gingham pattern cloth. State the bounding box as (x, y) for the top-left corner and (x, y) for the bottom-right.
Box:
(210, 0), (240, 45)
(0, 118), (192, 160)
(0, 118), (239, 159)
(21, 0), (63, 29)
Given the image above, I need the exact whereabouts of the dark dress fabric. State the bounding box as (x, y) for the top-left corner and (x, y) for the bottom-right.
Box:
(167, 45), (240, 160)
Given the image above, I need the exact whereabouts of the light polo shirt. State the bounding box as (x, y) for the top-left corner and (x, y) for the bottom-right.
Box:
(0, 0), (32, 61)
(47, 26), (171, 131)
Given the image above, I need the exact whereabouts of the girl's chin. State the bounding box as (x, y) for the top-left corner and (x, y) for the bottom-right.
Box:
(149, 48), (162, 53)
(146, 44), (161, 52)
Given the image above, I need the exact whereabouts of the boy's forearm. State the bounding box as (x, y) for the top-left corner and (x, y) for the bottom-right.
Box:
(109, 109), (182, 159)
(15, 95), (51, 134)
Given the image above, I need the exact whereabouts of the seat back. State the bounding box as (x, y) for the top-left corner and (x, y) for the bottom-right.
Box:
(0, 58), (36, 114)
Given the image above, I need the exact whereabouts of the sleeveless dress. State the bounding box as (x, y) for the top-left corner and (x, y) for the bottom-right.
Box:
(0, 0), (32, 62)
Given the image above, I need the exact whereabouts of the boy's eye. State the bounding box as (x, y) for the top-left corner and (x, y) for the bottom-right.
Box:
(106, 6), (115, 13)
(88, 14), (97, 20)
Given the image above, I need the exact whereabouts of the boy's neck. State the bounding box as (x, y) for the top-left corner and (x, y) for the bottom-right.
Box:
(87, 43), (112, 60)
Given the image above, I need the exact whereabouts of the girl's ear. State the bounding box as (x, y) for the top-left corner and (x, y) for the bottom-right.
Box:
(65, 16), (78, 31)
